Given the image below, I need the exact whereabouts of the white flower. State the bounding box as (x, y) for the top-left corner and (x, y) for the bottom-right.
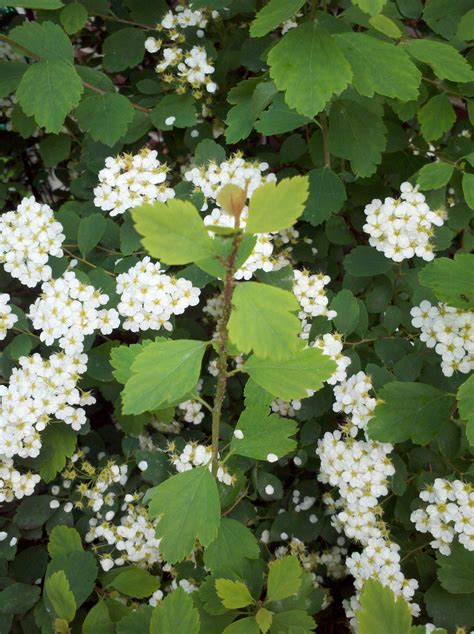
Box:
(0, 294), (18, 340)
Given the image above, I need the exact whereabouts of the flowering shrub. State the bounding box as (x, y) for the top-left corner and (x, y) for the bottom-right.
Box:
(0, 0), (473, 633)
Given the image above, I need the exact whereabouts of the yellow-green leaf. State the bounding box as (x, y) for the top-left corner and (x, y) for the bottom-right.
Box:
(266, 556), (302, 603)
(215, 579), (254, 609)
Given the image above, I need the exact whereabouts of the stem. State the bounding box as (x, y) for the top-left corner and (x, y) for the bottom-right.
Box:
(211, 233), (243, 477)
(92, 12), (155, 30)
(319, 112), (331, 168)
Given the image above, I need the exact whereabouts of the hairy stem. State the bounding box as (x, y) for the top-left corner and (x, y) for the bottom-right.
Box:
(211, 233), (242, 476)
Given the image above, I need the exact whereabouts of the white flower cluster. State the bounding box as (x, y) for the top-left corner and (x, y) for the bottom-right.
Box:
(271, 398), (301, 418)
(161, 6), (209, 31)
(333, 371), (378, 435)
(363, 182), (445, 262)
(185, 155), (277, 280)
(169, 442), (233, 485)
(178, 380), (204, 425)
(0, 458), (40, 503)
(411, 301), (473, 376)
(93, 149), (174, 217)
(28, 272), (119, 354)
(311, 333), (351, 386)
(0, 196), (64, 287)
(0, 352), (92, 459)
(316, 544), (348, 580)
(293, 270), (336, 320)
(410, 478), (474, 554)
(0, 294), (17, 340)
(116, 257), (200, 332)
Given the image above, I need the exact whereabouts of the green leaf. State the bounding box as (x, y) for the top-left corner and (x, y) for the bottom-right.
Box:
(148, 467), (220, 563)
(230, 408), (297, 461)
(245, 176), (309, 234)
(83, 600), (114, 634)
(194, 139), (226, 166)
(215, 579), (254, 609)
(437, 542), (474, 594)
(60, 2), (88, 34)
(418, 94), (456, 141)
(110, 342), (150, 384)
(244, 347), (336, 401)
(45, 571), (76, 622)
(255, 93), (312, 135)
(150, 93), (197, 129)
(335, 33), (420, 102)
(116, 607), (152, 634)
(352, 0), (386, 15)
(46, 551), (97, 608)
(48, 526), (83, 559)
(150, 588), (200, 634)
(250, 0), (306, 37)
(203, 518), (260, 577)
(356, 579), (412, 634)
(344, 246), (394, 276)
(131, 199), (216, 265)
(0, 62), (27, 99)
(458, 374), (474, 445)
(122, 339), (206, 415)
(39, 133), (71, 167)
(228, 282), (300, 360)
(369, 14), (403, 38)
(102, 27), (146, 72)
(17, 59), (83, 133)
(224, 617), (260, 634)
(108, 567), (160, 599)
(2, 0), (63, 6)
(331, 290), (360, 335)
(425, 582), (474, 631)
(303, 167), (347, 226)
(78, 213), (106, 257)
(14, 495), (56, 529)
(267, 555), (302, 603)
(268, 22), (352, 118)
(9, 21), (73, 62)
(76, 93), (135, 146)
(418, 254), (474, 308)
(329, 99), (387, 177)
(0, 583), (40, 614)
(256, 607), (273, 633)
(463, 172), (474, 210)
(417, 162), (454, 190)
(403, 39), (474, 82)
(367, 382), (453, 445)
(457, 8), (474, 40)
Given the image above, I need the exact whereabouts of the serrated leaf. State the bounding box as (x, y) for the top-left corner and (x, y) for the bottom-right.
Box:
(403, 39), (474, 82)
(38, 423), (77, 483)
(228, 282), (300, 360)
(150, 93), (197, 129)
(331, 289), (359, 335)
(344, 246), (394, 276)
(83, 600), (114, 634)
(458, 374), (474, 445)
(418, 94), (456, 141)
(46, 551), (97, 608)
(255, 93), (312, 136)
(48, 526), (83, 559)
(45, 571), (76, 623)
(131, 199), (216, 265)
(244, 347), (336, 401)
(419, 254), (474, 308)
(204, 518), (260, 576)
(457, 8), (474, 40)
(268, 22), (352, 118)
(224, 617), (260, 634)
(417, 161), (454, 190)
(76, 93), (135, 146)
(463, 172), (474, 210)
(148, 467), (220, 563)
(17, 59), (83, 133)
(250, 0), (306, 37)
(303, 167), (347, 226)
(0, 62), (27, 99)
(356, 579), (411, 634)
(230, 408), (297, 461)
(245, 176), (309, 234)
(367, 382), (453, 445)
(77, 213), (106, 257)
(215, 579), (254, 609)
(102, 27), (145, 72)
(39, 133), (71, 167)
(108, 567), (160, 599)
(256, 607), (273, 633)
(437, 542), (474, 594)
(352, 0), (386, 15)
(110, 342), (150, 384)
(116, 607), (152, 634)
(425, 581), (474, 632)
(269, 610), (315, 633)
(267, 555), (302, 603)
(9, 20), (73, 62)
(150, 587), (200, 634)
(60, 2), (88, 34)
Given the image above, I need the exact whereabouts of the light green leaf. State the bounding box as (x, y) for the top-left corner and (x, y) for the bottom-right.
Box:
(102, 27), (145, 72)
(9, 20), (73, 62)
(268, 22), (352, 118)
(228, 282), (301, 360)
(83, 600), (114, 634)
(151, 93), (197, 129)
(457, 8), (474, 40)
(368, 14), (403, 38)
(331, 289), (360, 335)
(45, 571), (76, 623)
(48, 526), (83, 559)
(230, 408), (297, 461)
(351, 0), (386, 16)
(250, 0), (306, 37)
(437, 542), (474, 594)
(76, 93), (135, 146)
(78, 213), (106, 257)
(255, 607), (273, 633)
(458, 374), (474, 445)
(244, 348), (336, 401)
(131, 199), (216, 265)
(269, 610), (315, 633)
(463, 172), (474, 210)
(403, 39), (474, 82)
(417, 161), (454, 190)
(148, 466), (220, 563)
(108, 567), (160, 599)
(329, 99), (387, 177)
(60, 2), (88, 34)
(150, 588), (200, 634)
(122, 339), (206, 415)
(356, 579), (412, 634)
(367, 382), (453, 445)
(418, 94), (456, 141)
(418, 254), (474, 308)
(224, 617), (260, 634)
(203, 518), (260, 576)
(267, 555), (302, 603)
(17, 59), (83, 133)
(215, 579), (254, 609)
(335, 33), (420, 102)
(245, 176), (309, 234)
(303, 167), (347, 226)
(110, 342), (150, 384)
(38, 423), (77, 483)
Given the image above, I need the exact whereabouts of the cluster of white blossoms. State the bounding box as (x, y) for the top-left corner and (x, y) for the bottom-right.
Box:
(293, 270), (336, 320)
(0, 459), (40, 503)
(363, 182), (445, 262)
(0, 294), (17, 340)
(93, 149), (174, 217)
(311, 334), (351, 386)
(0, 352), (92, 459)
(410, 478), (474, 554)
(116, 257), (200, 332)
(271, 398), (302, 418)
(410, 301), (473, 377)
(333, 371), (378, 436)
(185, 154), (278, 279)
(168, 441), (233, 485)
(28, 272), (119, 354)
(0, 196), (64, 287)
(177, 380), (204, 425)
(161, 6), (209, 31)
